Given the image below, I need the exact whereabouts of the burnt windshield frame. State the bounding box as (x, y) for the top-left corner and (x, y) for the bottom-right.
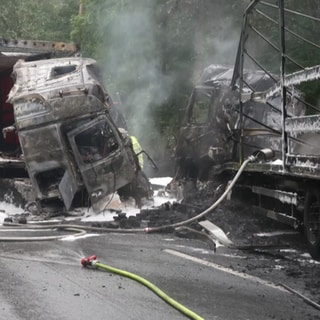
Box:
(187, 86), (214, 125)
(75, 120), (119, 164)
(67, 115), (121, 166)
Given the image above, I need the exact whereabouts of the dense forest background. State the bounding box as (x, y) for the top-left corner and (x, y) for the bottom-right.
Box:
(0, 0), (319, 172)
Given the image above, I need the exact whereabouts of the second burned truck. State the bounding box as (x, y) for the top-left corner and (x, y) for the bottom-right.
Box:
(172, 0), (320, 260)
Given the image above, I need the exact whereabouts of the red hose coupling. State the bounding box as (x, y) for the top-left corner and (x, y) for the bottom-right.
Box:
(81, 255), (97, 267)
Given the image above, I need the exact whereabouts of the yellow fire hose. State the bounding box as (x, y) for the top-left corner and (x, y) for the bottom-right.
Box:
(81, 255), (205, 320)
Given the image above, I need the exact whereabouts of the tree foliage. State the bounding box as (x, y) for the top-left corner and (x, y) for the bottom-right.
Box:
(0, 0), (78, 41)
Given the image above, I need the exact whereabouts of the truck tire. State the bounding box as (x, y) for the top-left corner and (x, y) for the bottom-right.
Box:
(304, 188), (320, 260)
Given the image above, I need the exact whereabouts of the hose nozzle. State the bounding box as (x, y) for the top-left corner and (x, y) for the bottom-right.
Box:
(251, 148), (274, 162)
(81, 255), (97, 267)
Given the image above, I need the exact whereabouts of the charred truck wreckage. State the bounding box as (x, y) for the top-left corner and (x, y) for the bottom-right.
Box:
(172, 0), (320, 259)
(0, 39), (152, 213)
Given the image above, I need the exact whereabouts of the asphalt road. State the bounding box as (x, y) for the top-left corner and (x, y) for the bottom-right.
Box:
(0, 232), (319, 320)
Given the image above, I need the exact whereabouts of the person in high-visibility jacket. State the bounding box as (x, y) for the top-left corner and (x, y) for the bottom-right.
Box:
(131, 135), (144, 169)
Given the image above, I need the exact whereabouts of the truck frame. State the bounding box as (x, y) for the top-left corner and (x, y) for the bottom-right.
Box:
(173, 0), (320, 259)
(0, 39), (151, 212)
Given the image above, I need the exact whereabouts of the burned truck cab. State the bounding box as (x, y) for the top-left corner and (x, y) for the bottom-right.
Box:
(175, 83), (235, 181)
(8, 57), (144, 211)
(174, 65), (284, 181)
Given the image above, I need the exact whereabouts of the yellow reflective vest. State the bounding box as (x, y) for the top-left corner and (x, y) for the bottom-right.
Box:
(131, 136), (143, 168)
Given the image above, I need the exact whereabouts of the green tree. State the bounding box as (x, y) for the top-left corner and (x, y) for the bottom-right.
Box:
(0, 0), (78, 41)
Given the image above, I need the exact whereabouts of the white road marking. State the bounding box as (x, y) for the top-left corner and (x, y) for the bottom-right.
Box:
(164, 249), (287, 292)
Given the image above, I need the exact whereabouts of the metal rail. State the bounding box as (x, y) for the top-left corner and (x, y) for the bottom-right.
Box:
(232, 0), (320, 167)
(0, 39), (78, 55)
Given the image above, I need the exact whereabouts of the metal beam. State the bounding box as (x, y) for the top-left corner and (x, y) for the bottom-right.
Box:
(0, 39), (78, 55)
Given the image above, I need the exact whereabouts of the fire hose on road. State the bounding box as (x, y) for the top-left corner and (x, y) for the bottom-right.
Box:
(81, 255), (204, 320)
(1, 149), (320, 315)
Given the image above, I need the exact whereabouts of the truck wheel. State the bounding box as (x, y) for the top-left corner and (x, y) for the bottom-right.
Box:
(304, 188), (320, 260)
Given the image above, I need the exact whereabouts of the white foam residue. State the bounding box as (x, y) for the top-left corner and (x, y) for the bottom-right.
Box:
(298, 253), (320, 264)
(255, 231), (298, 237)
(81, 206), (139, 222)
(81, 194), (175, 222)
(280, 248), (297, 253)
(0, 211), (7, 224)
(272, 159), (283, 165)
(0, 202), (23, 224)
(219, 253), (247, 259)
(285, 65), (320, 88)
(274, 265), (284, 270)
(264, 65), (320, 101)
(0, 191), (175, 224)
(0, 177), (176, 224)
(152, 195), (174, 207)
(295, 159), (317, 168)
(60, 233), (100, 241)
(150, 177), (172, 187)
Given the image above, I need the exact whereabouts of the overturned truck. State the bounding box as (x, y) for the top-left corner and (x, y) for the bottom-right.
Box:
(0, 39), (151, 212)
(173, 0), (320, 259)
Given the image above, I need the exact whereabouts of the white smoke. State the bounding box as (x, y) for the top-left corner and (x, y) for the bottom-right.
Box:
(95, 2), (173, 172)
(92, 1), (246, 174)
